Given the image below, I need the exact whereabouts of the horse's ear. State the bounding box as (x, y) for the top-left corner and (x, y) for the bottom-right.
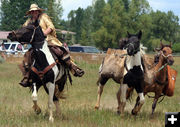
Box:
(154, 48), (161, 52)
(160, 41), (164, 48)
(119, 38), (128, 49)
(169, 42), (172, 48)
(127, 31), (131, 38)
(137, 30), (142, 39)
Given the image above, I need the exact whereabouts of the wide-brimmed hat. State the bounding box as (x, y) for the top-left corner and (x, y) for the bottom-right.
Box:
(26, 4), (44, 15)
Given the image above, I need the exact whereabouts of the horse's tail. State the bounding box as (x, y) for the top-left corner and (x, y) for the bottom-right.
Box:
(55, 73), (68, 99)
(126, 87), (134, 101)
(99, 57), (105, 74)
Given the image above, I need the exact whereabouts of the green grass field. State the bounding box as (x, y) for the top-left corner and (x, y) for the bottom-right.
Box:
(0, 57), (180, 127)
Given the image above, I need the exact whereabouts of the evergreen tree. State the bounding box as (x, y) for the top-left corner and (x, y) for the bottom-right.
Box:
(0, 0), (62, 30)
(46, 0), (63, 29)
(80, 6), (93, 45)
(150, 10), (179, 42)
(92, 0), (106, 32)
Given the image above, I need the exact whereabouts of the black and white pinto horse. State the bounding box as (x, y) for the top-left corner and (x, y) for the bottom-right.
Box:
(8, 20), (67, 122)
(95, 31), (145, 115)
(121, 31), (145, 115)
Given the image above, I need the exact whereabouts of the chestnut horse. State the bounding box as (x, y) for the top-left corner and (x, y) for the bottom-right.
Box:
(128, 42), (175, 115)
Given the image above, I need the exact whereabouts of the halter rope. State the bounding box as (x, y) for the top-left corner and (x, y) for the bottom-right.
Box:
(155, 51), (173, 73)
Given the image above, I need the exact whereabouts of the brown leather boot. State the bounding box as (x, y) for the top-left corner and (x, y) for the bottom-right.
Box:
(19, 75), (30, 87)
(65, 60), (84, 77)
(18, 50), (33, 87)
(50, 46), (84, 77)
(18, 62), (28, 87)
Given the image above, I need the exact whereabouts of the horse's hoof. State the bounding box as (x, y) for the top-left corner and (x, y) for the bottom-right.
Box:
(35, 108), (41, 115)
(150, 114), (154, 119)
(94, 106), (99, 110)
(49, 117), (54, 123)
(117, 111), (121, 115)
(33, 105), (41, 115)
(131, 109), (137, 115)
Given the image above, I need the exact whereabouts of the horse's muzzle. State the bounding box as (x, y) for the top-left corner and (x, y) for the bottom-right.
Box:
(167, 59), (174, 66)
(127, 47), (134, 56)
(7, 32), (17, 41)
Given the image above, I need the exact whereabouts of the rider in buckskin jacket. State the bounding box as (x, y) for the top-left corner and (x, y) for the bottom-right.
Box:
(19, 4), (84, 87)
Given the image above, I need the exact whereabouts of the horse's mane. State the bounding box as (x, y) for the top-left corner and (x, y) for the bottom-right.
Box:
(140, 44), (147, 56)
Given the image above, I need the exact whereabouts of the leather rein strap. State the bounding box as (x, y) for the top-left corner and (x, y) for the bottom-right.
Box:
(31, 62), (57, 79)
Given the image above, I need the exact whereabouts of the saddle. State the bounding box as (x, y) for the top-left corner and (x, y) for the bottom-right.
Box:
(48, 45), (64, 61)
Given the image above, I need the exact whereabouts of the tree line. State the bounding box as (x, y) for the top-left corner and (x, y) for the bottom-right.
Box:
(0, 0), (180, 52)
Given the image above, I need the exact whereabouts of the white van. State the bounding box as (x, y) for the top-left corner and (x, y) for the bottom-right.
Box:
(0, 42), (29, 55)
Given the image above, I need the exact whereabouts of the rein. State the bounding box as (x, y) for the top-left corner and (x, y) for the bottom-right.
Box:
(29, 25), (55, 80)
(30, 25), (40, 43)
(118, 53), (128, 58)
(154, 51), (172, 73)
(155, 63), (167, 73)
(146, 93), (166, 103)
(153, 52), (169, 85)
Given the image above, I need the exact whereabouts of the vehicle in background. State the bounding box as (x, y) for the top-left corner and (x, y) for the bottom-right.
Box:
(68, 46), (101, 54)
(0, 42), (30, 55)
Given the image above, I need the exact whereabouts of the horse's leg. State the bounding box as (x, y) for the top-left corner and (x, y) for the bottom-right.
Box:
(54, 85), (60, 116)
(131, 92), (145, 115)
(95, 77), (108, 110)
(46, 82), (55, 122)
(151, 91), (161, 116)
(151, 98), (158, 116)
(54, 101), (60, 116)
(32, 83), (41, 114)
(116, 86), (121, 114)
(118, 84), (128, 114)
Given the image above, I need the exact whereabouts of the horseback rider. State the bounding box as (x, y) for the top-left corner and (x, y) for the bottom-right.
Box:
(19, 3), (84, 87)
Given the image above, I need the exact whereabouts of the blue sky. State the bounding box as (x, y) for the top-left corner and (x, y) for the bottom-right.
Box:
(61, 0), (180, 22)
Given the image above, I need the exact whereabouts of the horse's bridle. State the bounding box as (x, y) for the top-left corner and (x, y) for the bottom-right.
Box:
(155, 49), (173, 73)
(161, 50), (173, 58)
(125, 42), (140, 55)
(12, 25), (40, 44)
(30, 25), (40, 43)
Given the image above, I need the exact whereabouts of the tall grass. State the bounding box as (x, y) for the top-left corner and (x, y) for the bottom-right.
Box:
(0, 57), (180, 127)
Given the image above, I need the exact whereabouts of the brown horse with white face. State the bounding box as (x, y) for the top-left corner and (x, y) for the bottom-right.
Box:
(129, 41), (175, 115)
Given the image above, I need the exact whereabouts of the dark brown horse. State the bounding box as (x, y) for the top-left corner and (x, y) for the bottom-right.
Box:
(128, 42), (175, 115)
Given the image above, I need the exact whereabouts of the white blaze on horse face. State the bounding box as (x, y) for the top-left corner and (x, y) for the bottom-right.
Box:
(40, 41), (59, 79)
(32, 83), (37, 101)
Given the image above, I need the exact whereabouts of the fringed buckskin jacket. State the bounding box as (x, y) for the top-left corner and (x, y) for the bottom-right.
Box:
(23, 13), (62, 46)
